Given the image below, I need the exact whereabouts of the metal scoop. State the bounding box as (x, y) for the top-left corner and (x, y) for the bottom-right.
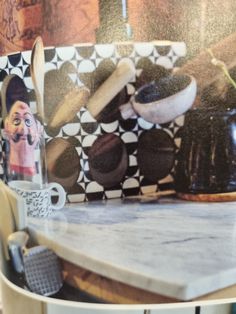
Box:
(8, 231), (28, 274)
(8, 231), (63, 296)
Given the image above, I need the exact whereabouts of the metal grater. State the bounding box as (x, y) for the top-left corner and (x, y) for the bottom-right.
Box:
(23, 245), (63, 296)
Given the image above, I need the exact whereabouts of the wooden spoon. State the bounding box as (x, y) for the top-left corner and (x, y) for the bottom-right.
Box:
(30, 36), (45, 121)
(30, 36), (47, 186)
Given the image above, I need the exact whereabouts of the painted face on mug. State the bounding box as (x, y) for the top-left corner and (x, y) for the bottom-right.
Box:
(4, 101), (43, 176)
(6, 101), (39, 144)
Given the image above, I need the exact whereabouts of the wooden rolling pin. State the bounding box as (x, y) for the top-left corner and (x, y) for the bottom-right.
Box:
(86, 59), (136, 119)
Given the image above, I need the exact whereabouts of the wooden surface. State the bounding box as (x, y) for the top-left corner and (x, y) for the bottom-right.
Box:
(177, 192), (236, 202)
(61, 260), (178, 304)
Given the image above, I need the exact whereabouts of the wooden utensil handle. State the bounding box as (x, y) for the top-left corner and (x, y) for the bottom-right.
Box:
(176, 32), (236, 102)
(31, 36), (45, 120)
(46, 139), (71, 172)
(86, 59), (136, 118)
(48, 87), (90, 129)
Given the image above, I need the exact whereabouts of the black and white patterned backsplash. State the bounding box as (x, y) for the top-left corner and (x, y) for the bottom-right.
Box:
(0, 41), (186, 202)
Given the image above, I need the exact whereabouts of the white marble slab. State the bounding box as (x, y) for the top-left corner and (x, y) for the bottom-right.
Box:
(27, 198), (236, 301)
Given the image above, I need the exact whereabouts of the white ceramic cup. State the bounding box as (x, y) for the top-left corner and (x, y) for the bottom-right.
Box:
(8, 180), (66, 218)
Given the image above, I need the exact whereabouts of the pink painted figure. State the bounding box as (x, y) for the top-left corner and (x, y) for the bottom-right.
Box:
(4, 101), (43, 176)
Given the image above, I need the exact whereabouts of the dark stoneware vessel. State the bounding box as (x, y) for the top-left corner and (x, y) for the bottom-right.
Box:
(175, 107), (236, 194)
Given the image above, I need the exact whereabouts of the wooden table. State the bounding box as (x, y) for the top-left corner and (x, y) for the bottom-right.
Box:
(27, 198), (236, 304)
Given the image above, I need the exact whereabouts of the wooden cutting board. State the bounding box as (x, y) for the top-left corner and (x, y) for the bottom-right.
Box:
(177, 192), (236, 202)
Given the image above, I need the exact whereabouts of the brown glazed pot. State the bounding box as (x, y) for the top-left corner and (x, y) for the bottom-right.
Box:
(175, 107), (236, 194)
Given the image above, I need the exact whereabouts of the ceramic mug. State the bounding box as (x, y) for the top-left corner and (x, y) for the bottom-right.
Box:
(8, 180), (66, 218)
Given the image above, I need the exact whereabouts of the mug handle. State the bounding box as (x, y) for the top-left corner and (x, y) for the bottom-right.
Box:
(48, 182), (66, 210)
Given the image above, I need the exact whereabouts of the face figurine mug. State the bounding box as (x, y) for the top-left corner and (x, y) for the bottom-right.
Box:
(4, 100), (43, 179)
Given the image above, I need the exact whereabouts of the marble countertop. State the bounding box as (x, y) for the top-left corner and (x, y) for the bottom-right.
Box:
(27, 197), (236, 301)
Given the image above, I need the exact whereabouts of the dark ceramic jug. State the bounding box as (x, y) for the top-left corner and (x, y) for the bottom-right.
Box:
(175, 107), (236, 194)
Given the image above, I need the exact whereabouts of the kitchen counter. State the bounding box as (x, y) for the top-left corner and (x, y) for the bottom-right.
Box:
(27, 197), (236, 304)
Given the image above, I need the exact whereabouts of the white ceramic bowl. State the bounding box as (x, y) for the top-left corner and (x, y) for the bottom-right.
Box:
(122, 75), (197, 124)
